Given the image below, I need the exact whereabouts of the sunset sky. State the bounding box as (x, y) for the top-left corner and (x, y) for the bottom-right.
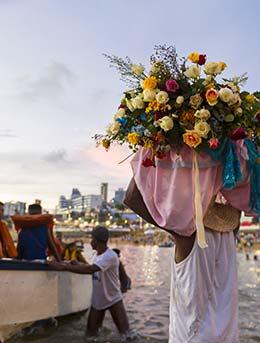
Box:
(0, 0), (259, 209)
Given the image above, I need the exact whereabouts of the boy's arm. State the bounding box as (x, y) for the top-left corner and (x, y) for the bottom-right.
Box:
(48, 260), (100, 274)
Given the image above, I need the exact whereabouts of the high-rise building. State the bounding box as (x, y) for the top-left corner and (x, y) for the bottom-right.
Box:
(114, 188), (126, 204)
(100, 183), (108, 202)
(59, 195), (70, 209)
(84, 195), (103, 212)
(71, 188), (81, 200)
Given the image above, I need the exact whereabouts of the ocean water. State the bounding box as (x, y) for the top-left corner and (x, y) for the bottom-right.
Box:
(9, 245), (260, 343)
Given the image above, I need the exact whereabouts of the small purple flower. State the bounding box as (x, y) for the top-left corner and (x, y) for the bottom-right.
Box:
(256, 112), (260, 122)
(165, 79), (179, 93)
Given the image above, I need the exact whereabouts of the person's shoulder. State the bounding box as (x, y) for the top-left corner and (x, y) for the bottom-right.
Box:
(104, 248), (119, 262)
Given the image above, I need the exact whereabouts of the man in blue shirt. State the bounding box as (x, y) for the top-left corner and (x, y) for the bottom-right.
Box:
(17, 204), (61, 261)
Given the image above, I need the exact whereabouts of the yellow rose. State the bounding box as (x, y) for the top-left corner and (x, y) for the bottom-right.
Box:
(206, 88), (219, 106)
(143, 89), (157, 102)
(219, 87), (234, 103)
(183, 131), (202, 148)
(194, 121), (211, 138)
(142, 76), (157, 90)
(158, 116), (174, 131)
(189, 94), (203, 109)
(195, 109), (211, 120)
(156, 91), (169, 104)
(127, 132), (139, 145)
(204, 62), (219, 75)
(184, 65), (201, 78)
(188, 52), (200, 63)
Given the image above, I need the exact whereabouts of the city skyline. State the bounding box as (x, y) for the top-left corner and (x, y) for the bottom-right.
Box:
(0, 0), (260, 209)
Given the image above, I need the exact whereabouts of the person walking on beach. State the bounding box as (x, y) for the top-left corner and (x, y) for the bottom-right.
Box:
(49, 226), (131, 339)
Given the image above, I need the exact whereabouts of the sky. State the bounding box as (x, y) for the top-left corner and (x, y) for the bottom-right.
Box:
(0, 0), (260, 209)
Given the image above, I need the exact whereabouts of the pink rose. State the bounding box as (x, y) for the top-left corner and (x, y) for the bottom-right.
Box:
(209, 138), (219, 149)
(165, 79), (179, 93)
(230, 127), (246, 140)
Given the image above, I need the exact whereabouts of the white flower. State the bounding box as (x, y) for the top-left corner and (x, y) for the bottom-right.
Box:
(204, 62), (219, 75)
(219, 87), (234, 103)
(184, 65), (201, 78)
(132, 96), (144, 109)
(158, 116), (174, 131)
(194, 121), (211, 138)
(126, 99), (135, 112)
(114, 108), (126, 119)
(176, 96), (184, 105)
(228, 93), (241, 107)
(143, 89), (157, 102)
(234, 107), (243, 116)
(131, 64), (144, 75)
(107, 121), (121, 135)
(194, 109), (211, 120)
(156, 91), (169, 104)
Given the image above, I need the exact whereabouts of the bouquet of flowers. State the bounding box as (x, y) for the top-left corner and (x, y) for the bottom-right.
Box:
(96, 45), (260, 167)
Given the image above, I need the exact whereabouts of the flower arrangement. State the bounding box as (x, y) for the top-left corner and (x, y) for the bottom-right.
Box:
(96, 45), (260, 167)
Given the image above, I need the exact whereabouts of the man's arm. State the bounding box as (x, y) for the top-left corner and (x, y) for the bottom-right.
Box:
(47, 230), (62, 262)
(48, 260), (100, 274)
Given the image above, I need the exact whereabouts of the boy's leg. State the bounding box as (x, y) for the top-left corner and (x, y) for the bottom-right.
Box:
(109, 300), (130, 334)
(86, 306), (106, 336)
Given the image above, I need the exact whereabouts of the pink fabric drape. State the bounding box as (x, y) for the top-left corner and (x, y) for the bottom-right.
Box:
(131, 142), (251, 237)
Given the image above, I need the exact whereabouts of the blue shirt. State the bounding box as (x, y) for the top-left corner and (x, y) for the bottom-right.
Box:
(18, 225), (48, 260)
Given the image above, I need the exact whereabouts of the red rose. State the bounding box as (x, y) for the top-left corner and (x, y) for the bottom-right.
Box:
(198, 54), (207, 65)
(142, 158), (155, 168)
(230, 127), (246, 140)
(156, 151), (166, 159)
(209, 138), (219, 149)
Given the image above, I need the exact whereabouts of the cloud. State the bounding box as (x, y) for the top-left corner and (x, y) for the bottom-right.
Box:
(17, 61), (76, 103)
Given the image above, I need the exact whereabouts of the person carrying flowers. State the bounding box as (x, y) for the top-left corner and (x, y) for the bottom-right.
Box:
(97, 45), (260, 342)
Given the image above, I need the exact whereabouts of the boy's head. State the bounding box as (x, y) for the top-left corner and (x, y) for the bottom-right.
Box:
(91, 226), (109, 250)
(28, 203), (42, 215)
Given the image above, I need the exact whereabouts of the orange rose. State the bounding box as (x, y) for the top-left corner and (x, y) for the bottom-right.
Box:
(183, 130), (202, 148)
(206, 88), (219, 106)
(143, 76), (157, 90)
